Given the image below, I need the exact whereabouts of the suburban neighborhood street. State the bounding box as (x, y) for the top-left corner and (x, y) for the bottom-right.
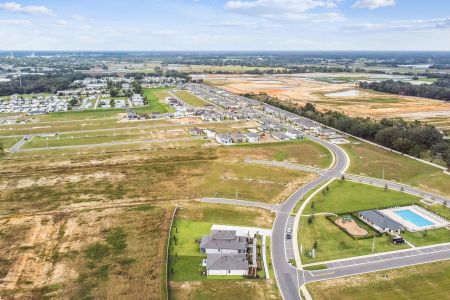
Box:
(271, 137), (349, 300)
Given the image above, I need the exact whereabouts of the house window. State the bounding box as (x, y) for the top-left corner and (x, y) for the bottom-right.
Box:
(228, 270), (231, 274)
(218, 249), (220, 252)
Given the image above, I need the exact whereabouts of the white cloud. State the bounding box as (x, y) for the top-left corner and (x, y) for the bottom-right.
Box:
(353, 0), (395, 9)
(0, 2), (55, 16)
(0, 18), (31, 25)
(349, 18), (450, 31)
(225, 0), (339, 13)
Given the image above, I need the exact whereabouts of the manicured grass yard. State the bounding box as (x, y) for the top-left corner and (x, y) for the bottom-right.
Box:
(342, 141), (450, 197)
(402, 228), (450, 247)
(299, 216), (409, 264)
(175, 90), (209, 107)
(168, 203), (279, 299)
(307, 260), (450, 300)
(303, 180), (420, 215)
(140, 88), (174, 113)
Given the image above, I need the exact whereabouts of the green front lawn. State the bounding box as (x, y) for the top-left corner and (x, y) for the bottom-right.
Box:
(304, 180), (420, 215)
(141, 88), (174, 113)
(299, 216), (409, 264)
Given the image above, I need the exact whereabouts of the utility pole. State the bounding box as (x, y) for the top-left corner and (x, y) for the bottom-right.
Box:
(372, 236), (376, 254)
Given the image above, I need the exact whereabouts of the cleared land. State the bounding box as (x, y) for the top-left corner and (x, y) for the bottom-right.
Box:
(0, 204), (172, 299)
(174, 90), (209, 107)
(168, 202), (280, 300)
(204, 74), (450, 129)
(307, 260), (450, 300)
(342, 141), (450, 197)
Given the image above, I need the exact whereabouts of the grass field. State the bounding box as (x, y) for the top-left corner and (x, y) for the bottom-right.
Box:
(0, 137), (21, 149)
(174, 90), (209, 107)
(307, 260), (450, 300)
(303, 180), (420, 215)
(231, 139), (332, 169)
(39, 109), (125, 122)
(299, 215), (409, 264)
(342, 141), (450, 197)
(140, 88), (174, 113)
(22, 128), (189, 149)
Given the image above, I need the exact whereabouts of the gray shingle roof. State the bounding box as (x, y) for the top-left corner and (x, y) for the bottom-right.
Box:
(358, 210), (404, 231)
(200, 230), (247, 251)
(207, 253), (248, 271)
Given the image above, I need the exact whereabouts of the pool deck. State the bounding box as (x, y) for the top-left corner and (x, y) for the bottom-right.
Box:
(381, 205), (449, 232)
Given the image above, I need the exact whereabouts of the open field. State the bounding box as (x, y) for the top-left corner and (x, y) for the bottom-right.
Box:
(174, 90), (209, 107)
(204, 74), (450, 128)
(0, 137), (20, 149)
(0, 204), (172, 299)
(39, 109), (126, 122)
(168, 202), (280, 300)
(341, 141), (450, 197)
(141, 88), (174, 113)
(22, 128), (190, 149)
(303, 180), (420, 215)
(307, 259), (450, 300)
(0, 137), (327, 215)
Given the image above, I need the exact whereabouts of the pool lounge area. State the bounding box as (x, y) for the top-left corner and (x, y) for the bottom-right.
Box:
(381, 205), (449, 232)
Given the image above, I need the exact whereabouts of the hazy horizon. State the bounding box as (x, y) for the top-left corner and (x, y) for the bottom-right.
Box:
(0, 0), (449, 51)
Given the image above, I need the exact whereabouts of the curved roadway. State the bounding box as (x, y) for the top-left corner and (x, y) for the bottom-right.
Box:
(271, 136), (349, 300)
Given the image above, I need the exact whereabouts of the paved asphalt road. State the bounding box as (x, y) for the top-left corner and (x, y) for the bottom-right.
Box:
(9, 136), (28, 153)
(19, 136), (203, 152)
(271, 136), (349, 300)
(305, 243), (450, 283)
(201, 197), (277, 211)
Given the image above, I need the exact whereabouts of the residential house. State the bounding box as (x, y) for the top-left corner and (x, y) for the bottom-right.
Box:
(205, 253), (249, 276)
(216, 133), (233, 145)
(200, 230), (247, 254)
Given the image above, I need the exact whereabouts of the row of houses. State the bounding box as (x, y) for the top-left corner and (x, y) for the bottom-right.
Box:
(0, 95), (69, 114)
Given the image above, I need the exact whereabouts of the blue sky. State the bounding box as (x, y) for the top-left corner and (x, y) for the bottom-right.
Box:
(0, 0), (449, 50)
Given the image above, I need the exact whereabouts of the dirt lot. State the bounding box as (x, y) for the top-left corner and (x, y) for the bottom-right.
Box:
(0, 204), (173, 299)
(205, 74), (450, 126)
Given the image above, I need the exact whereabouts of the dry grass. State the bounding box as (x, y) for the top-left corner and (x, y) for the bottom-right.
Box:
(0, 205), (173, 299)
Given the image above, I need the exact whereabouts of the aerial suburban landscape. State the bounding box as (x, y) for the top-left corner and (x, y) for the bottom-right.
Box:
(1, 1), (450, 300)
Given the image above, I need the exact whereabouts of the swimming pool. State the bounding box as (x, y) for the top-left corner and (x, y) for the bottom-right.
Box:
(394, 209), (434, 227)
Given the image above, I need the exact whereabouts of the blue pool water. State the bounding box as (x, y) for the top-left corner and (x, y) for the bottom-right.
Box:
(394, 209), (434, 227)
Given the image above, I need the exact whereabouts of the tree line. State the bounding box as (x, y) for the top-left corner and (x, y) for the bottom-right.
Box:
(0, 71), (86, 96)
(359, 79), (450, 102)
(245, 93), (450, 168)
